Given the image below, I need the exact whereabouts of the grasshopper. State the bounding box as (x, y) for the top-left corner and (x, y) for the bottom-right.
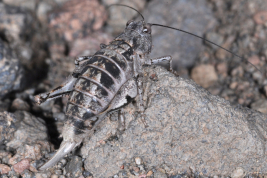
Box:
(35, 4), (263, 170)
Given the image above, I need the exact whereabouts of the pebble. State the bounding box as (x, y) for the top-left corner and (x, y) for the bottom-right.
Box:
(191, 64), (218, 88)
(216, 63), (228, 77)
(231, 167), (245, 178)
(51, 174), (59, 178)
(251, 99), (267, 114)
(153, 170), (168, 178)
(54, 169), (63, 175)
(135, 157), (142, 165)
(253, 11), (267, 25)
(133, 166), (140, 173)
(65, 156), (83, 177)
(230, 82), (238, 90)
(13, 159), (30, 174)
(231, 66), (244, 77)
(36, 1), (53, 22)
(0, 163), (11, 174)
(248, 55), (260, 66)
(147, 170), (153, 176)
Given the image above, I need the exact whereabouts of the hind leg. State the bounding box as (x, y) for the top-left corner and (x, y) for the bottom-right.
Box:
(34, 76), (77, 105)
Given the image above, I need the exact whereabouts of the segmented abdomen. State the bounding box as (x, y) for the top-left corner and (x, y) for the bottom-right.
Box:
(65, 40), (134, 134)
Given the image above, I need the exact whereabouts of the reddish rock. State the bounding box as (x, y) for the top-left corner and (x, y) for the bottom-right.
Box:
(48, 0), (107, 42)
(13, 159), (30, 174)
(253, 11), (267, 24)
(216, 63), (228, 77)
(11, 98), (30, 111)
(0, 164), (11, 174)
(248, 55), (260, 66)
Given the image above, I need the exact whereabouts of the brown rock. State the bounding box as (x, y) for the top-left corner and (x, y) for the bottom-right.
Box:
(231, 66), (244, 77)
(216, 63), (228, 77)
(248, 55), (260, 66)
(11, 98), (30, 111)
(251, 99), (267, 114)
(13, 159), (30, 174)
(0, 164), (11, 174)
(215, 36), (235, 60)
(230, 82), (238, 90)
(191, 64), (218, 88)
(253, 11), (267, 24)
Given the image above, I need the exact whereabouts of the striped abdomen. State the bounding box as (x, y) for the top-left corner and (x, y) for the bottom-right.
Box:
(65, 40), (134, 134)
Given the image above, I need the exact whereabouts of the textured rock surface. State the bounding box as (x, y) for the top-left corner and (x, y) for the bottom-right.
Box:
(6, 111), (49, 149)
(0, 39), (24, 98)
(81, 66), (267, 177)
(0, 112), (17, 145)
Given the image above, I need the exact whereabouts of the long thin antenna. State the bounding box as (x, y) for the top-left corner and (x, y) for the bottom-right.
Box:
(151, 23), (264, 76)
(108, 4), (144, 20)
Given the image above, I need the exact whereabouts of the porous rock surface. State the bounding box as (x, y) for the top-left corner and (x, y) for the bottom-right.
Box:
(81, 66), (267, 177)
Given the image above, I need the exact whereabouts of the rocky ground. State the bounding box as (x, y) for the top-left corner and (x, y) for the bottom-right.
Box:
(0, 0), (267, 177)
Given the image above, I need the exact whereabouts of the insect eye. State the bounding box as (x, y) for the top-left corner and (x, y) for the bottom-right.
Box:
(126, 20), (134, 27)
(143, 26), (151, 34)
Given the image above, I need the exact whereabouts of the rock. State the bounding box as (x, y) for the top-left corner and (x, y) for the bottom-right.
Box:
(68, 32), (112, 58)
(231, 167), (245, 178)
(48, 0), (107, 42)
(13, 159), (31, 174)
(0, 99), (10, 112)
(253, 11), (267, 25)
(0, 164), (11, 174)
(65, 156), (83, 178)
(142, 0), (216, 72)
(0, 112), (17, 144)
(216, 63), (228, 77)
(11, 98), (30, 111)
(80, 66), (267, 177)
(205, 32), (224, 50)
(215, 35), (235, 60)
(154, 170), (168, 178)
(135, 157), (142, 165)
(2, 0), (36, 11)
(0, 39), (25, 98)
(6, 111), (48, 149)
(191, 64), (218, 88)
(251, 99), (267, 114)
(0, 3), (34, 44)
(248, 55), (260, 66)
(36, 1), (53, 23)
(231, 66), (244, 77)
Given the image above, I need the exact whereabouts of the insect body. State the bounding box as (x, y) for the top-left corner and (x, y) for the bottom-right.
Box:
(35, 4), (263, 171)
(35, 18), (175, 170)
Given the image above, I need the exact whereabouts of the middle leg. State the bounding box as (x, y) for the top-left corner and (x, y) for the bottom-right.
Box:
(145, 55), (178, 76)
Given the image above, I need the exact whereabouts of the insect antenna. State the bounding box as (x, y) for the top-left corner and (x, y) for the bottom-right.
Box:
(150, 23), (264, 76)
(108, 4), (145, 20)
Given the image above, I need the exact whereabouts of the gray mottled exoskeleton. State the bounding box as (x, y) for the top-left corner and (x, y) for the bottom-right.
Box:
(35, 4), (263, 171)
(35, 6), (176, 170)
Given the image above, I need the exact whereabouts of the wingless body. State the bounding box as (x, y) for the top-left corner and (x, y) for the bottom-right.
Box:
(35, 20), (175, 170)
